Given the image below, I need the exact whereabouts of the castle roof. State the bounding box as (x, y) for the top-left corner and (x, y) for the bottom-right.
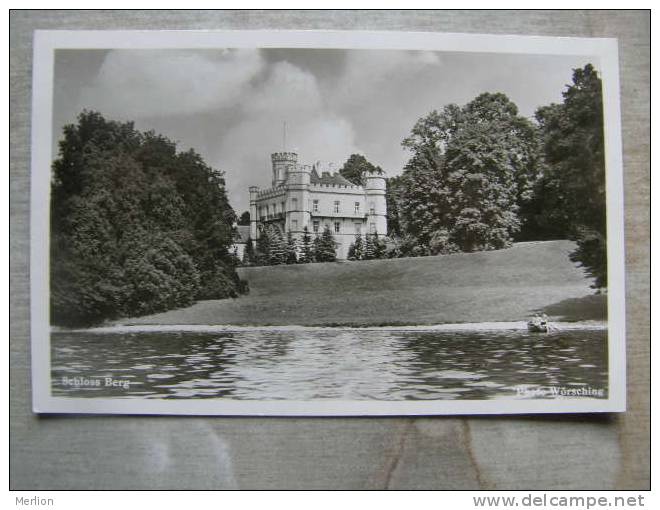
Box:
(310, 168), (356, 186)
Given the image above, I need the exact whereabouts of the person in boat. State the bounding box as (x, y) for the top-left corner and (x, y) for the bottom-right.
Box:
(541, 313), (558, 332)
(528, 313), (557, 333)
(528, 313), (548, 332)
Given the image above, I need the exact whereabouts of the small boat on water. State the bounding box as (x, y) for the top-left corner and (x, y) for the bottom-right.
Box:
(527, 314), (552, 333)
(527, 320), (549, 333)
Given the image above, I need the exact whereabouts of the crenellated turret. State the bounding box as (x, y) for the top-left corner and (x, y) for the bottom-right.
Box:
(271, 152), (298, 187)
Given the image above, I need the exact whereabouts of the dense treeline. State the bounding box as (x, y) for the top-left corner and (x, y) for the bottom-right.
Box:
(51, 111), (246, 326)
(347, 233), (387, 261)
(242, 225), (337, 266)
(535, 65), (607, 287)
(351, 64), (607, 288)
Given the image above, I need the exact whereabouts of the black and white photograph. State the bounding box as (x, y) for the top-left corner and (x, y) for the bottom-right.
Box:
(30, 30), (626, 415)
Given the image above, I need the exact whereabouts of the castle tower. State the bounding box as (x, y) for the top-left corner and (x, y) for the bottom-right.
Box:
(248, 185), (260, 240)
(365, 169), (387, 236)
(284, 156), (310, 235)
(271, 152), (298, 188)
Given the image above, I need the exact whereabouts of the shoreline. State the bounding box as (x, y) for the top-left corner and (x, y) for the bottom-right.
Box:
(57, 320), (609, 335)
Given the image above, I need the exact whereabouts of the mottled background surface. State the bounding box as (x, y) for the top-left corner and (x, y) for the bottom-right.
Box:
(10, 10), (649, 489)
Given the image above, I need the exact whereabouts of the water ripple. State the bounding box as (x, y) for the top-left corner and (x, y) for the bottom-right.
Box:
(51, 328), (608, 401)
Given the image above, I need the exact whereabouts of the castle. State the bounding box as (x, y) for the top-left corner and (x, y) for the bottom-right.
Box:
(249, 152), (387, 259)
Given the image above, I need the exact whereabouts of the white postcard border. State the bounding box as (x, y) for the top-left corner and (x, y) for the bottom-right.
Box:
(30, 29), (626, 415)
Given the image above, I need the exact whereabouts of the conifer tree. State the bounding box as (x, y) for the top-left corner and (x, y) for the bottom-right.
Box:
(268, 226), (285, 265)
(285, 231), (298, 264)
(312, 235), (322, 263)
(364, 233), (376, 260)
(316, 226), (337, 262)
(255, 226), (271, 266)
(300, 226), (313, 263)
(353, 233), (364, 260)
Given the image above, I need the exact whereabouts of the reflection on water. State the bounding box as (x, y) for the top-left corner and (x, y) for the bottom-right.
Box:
(51, 328), (608, 400)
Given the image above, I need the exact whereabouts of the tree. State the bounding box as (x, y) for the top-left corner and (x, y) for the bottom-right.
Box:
(270, 227), (286, 265)
(353, 233), (365, 260)
(373, 233), (387, 259)
(364, 233), (376, 260)
(443, 93), (537, 251)
(50, 111), (243, 326)
(299, 226), (313, 263)
(123, 234), (200, 315)
(285, 231), (298, 264)
(339, 153), (383, 186)
(399, 95), (541, 253)
(237, 210), (251, 226)
(535, 64), (607, 287)
(314, 226), (337, 262)
(385, 176), (403, 237)
(255, 226), (271, 266)
(399, 105), (459, 249)
(312, 235), (322, 263)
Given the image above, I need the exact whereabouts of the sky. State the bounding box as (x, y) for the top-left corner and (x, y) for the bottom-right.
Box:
(52, 48), (598, 213)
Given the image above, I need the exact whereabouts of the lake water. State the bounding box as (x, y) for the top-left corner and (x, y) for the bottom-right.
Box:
(50, 326), (608, 400)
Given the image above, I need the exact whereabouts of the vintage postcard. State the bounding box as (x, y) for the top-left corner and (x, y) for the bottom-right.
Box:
(30, 30), (625, 415)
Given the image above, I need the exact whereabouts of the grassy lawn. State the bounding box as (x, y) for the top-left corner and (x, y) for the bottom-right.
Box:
(123, 240), (606, 326)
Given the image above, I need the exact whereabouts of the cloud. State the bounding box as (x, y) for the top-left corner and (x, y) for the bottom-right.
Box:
(324, 50), (448, 174)
(78, 49), (264, 118)
(215, 61), (359, 207)
(245, 61), (323, 115)
(72, 49), (361, 212)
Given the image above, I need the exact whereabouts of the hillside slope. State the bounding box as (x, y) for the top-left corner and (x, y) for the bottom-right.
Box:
(123, 240), (605, 326)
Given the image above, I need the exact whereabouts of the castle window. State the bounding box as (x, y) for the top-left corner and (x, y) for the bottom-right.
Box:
(370, 222), (376, 233)
(369, 202), (375, 215)
(354, 202), (360, 214)
(313, 200), (319, 213)
(281, 201), (286, 213)
(354, 223), (361, 234)
(313, 220), (319, 233)
(334, 200), (340, 213)
(291, 197), (298, 210)
(292, 219), (298, 231)
(334, 221), (341, 233)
